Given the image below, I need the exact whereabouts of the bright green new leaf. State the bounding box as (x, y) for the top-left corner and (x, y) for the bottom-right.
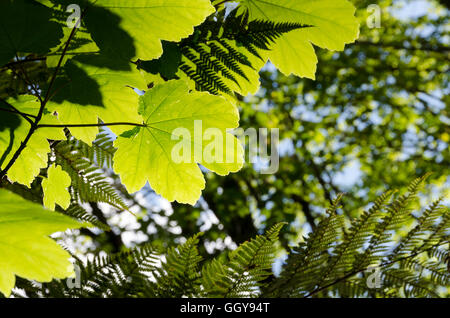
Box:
(0, 95), (65, 186)
(47, 55), (147, 144)
(114, 80), (244, 205)
(42, 164), (72, 210)
(238, 0), (359, 79)
(0, 0), (63, 66)
(0, 189), (86, 297)
(87, 0), (216, 61)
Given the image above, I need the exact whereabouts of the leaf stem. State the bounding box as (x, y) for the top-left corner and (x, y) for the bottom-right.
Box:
(37, 122), (147, 128)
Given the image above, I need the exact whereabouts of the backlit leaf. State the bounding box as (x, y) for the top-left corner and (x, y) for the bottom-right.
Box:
(0, 189), (86, 297)
(113, 80), (244, 205)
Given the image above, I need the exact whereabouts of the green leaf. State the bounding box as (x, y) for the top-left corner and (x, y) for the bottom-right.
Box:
(46, 24), (100, 68)
(0, 0), (63, 66)
(42, 164), (72, 210)
(113, 80), (244, 205)
(0, 95), (65, 186)
(47, 56), (147, 144)
(202, 223), (285, 297)
(238, 0), (359, 79)
(0, 189), (86, 297)
(86, 0), (216, 61)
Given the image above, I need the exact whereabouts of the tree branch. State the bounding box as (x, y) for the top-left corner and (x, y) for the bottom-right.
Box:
(37, 122), (147, 128)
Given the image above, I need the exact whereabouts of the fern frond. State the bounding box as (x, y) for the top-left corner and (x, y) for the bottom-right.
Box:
(418, 209), (450, 251)
(53, 139), (128, 211)
(265, 199), (344, 297)
(352, 175), (428, 271)
(382, 268), (440, 298)
(180, 46), (233, 95)
(264, 176), (448, 298)
(34, 244), (161, 298)
(76, 128), (116, 169)
(239, 18), (312, 51)
(153, 233), (203, 297)
(317, 191), (394, 287)
(63, 204), (110, 231)
(13, 177), (448, 298)
(203, 223), (285, 297)
(389, 198), (446, 260)
(142, 11), (311, 96)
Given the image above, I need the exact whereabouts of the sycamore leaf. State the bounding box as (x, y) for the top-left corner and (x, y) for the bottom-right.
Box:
(0, 95), (65, 186)
(0, 0), (63, 66)
(42, 164), (72, 210)
(238, 0), (359, 79)
(47, 55), (147, 145)
(86, 0), (216, 61)
(113, 80), (244, 205)
(34, 0), (99, 67)
(46, 24), (100, 69)
(0, 189), (86, 297)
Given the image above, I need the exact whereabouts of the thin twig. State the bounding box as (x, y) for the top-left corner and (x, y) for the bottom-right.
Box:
(42, 11), (84, 109)
(1, 57), (46, 70)
(0, 107), (35, 126)
(17, 64), (43, 103)
(7, 66), (42, 103)
(0, 98), (37, 119)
